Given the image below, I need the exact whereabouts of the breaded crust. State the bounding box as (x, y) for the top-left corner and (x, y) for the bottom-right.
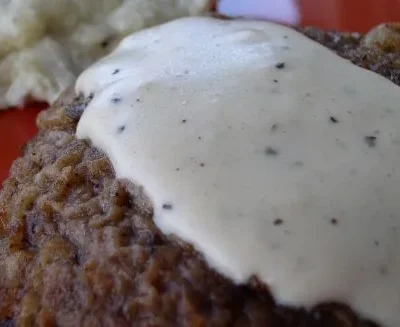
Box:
(1, 25), (399, 327)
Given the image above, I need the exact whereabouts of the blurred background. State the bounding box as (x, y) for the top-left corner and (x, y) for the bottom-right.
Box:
(218, 0), (400, 32)
(0, 0), (400, 182)
(300, 0), (400, 32)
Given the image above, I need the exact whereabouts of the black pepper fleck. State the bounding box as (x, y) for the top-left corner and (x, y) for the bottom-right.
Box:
(374, 241), (380, 246)
(198, 136), (202, 140)
(330, 116), (339, 123)
(112, 69), (120, 75)
(162, 203), (173, 210)
(293, 161), (304, 168)
(275, 62), (285, 69)
(117, 125), (125, 133)
(273, 79), (278, 83)
(136, 98), (141, 102)
(175, 168), (180, 171)
(273, 218), (283, 226)
(349, 168), (357, 175)
(181, 119), (187, 123)
(265, 147), (279, 156)
(200, 163), (205, 167)
(111, 97), (122, 104)
(271, 124), (278, 131)
(364, 136), (377, 147)
(330, 218), (339, 226)
(101, 40), (109, 48)
(379, 266), (389, 276)
(284, 35), (288, 39)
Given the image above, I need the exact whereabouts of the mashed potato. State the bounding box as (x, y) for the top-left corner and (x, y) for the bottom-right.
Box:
(0, 0), (211, 108)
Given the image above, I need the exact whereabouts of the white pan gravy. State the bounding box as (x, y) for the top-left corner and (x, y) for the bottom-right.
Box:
(76, 17), (400, 327)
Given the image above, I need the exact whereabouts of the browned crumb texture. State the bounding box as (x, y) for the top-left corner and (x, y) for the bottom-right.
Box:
(1, 24), (400, 327)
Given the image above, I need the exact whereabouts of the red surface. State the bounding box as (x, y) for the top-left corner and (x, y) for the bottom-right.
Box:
(0, 105), (45, 183)
(0, 0), (400, 183)
(300, 0), (400, 32)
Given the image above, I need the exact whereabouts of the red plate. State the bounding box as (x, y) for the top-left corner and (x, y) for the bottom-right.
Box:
(0, 104), (46, 182)
(1, 0), (400, 183)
